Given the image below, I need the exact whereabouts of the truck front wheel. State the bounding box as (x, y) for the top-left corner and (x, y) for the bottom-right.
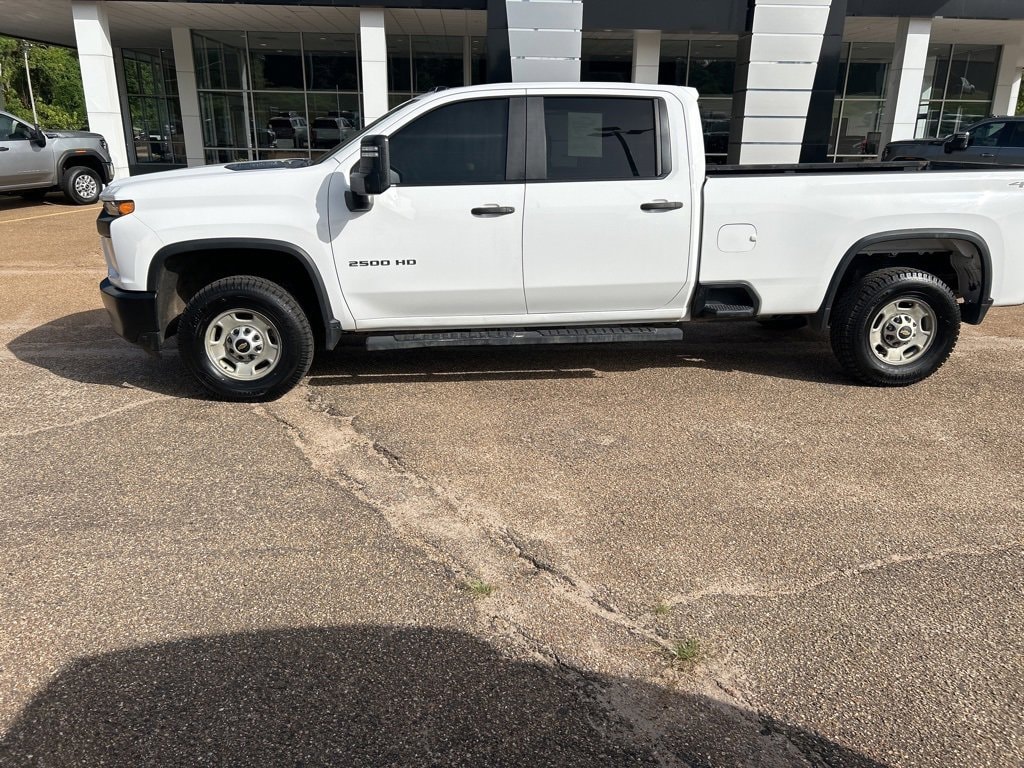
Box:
(830, 267), (960, 386)
(62, 166), (102, 205)
(178, 276), (314, 401)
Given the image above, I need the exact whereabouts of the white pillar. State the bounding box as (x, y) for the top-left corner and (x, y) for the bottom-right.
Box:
(72, 0), (129, 178)
(733, 0), (832, 164)
(878, 18), (932, 148)
(170, 28), (205, 167)
(632, 31), (661, 85)
(993, 38), (1024, 117)
(359, 8), (389, 125)
(506, 0), (582, 82)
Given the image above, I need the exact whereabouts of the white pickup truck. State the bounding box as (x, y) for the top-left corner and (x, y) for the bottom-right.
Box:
(98, 82), (1024, 400)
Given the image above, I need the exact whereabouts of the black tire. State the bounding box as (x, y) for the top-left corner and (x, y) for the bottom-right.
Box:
(178, 276), (315, 401)
(62, 166), (102, 205)
(20, 189), (48, 201)
(830, 267), (960, 386)
(756, 314), (808, 331)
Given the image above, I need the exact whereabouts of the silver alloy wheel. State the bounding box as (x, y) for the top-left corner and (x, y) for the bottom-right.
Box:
(204, 308), (281, 380)
(868, 297), (937, 366)
(74, 173), (99, 200)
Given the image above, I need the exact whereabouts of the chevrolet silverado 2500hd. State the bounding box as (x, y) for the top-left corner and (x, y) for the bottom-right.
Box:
(97, 83), (1024, 400)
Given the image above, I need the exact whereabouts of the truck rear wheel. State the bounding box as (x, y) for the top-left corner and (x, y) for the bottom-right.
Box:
(62, 166), (102, 205)
(178, 276), (314, 401)
(830, 267), (960, 386)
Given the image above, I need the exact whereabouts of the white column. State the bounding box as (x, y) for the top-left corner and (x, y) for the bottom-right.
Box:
(359, 8), (389, 125)
(993, 37), (1024, 117)
(506, 0), (582, 82)
(72, 0), (129, 178)
(878, 18), (932, 149)
(733, 0), (832, 165)
(170, 28), (205, 167)
(632, 30), (661, 85)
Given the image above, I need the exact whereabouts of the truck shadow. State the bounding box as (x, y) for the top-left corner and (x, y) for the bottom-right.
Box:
(0, 624), (887, 767)
(7, 310), (848, 398)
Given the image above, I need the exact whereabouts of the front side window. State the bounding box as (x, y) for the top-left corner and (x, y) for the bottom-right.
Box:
(970, 121), (1007, 147)
(388, 98), (509, 185)
(542, 97), (659, 181)
(0, 115), (32, 141)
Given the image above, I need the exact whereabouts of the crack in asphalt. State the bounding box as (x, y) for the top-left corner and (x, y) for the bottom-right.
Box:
(664, 542), (1024, 609)
(0, 395), (169, 439)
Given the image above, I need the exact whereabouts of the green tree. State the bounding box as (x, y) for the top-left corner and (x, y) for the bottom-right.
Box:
(0, 35), (86, 129)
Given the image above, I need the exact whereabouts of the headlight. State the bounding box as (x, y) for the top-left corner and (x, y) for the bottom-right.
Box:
(103, 200), (135, 216)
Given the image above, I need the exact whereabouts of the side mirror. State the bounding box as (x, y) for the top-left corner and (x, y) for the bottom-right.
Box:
(350, 135), (391, 196)
(944, 132), (970, 153)
(30, 127), (46, 147)
(346, 134), (391, 212)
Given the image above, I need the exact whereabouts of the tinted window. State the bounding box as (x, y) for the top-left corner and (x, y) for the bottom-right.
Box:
(389, 98), (508, 185)
(1005, 122), (1024, 149)
(0, 115), (31, 141)
(543, 97), (659, 181)
(971, 121), (1007, 147)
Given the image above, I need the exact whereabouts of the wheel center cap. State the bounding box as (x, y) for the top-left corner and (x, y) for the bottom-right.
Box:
(227, 326), (263, 360)
(898, 327), (913, 340)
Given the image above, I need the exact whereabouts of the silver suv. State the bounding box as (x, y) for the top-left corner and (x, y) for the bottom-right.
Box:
(0, 110), (114, 204)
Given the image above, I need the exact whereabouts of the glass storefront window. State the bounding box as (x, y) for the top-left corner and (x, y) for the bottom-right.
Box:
(305, 34), (359, 91)
(193, 31), (246, 90)
(192, 27), (477, 164)
(471, 37), (487, 85)
(412, 35), (463, 92)
(656, 37), (737, 162)
(122, 48), (185, 166)
(248, 32), (304, 90)
(388, 34), (413, 94)
(917, 44), (1000, 139)
(580, 36), (633, 82)
(829, 42), (893, 161)
(688, 40), (736, 97)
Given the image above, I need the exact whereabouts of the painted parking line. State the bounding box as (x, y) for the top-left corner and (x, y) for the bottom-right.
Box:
(0, 207), (100, 225)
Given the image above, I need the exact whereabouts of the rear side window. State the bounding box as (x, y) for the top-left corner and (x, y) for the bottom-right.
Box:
(389, 98), (509, 186)
(542, 97), (660, 181)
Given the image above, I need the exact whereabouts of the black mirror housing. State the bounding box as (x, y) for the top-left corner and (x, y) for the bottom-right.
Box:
(31, 127), (46, 147)
(944, 132), (970, 153)
(351, 135), (391, 196)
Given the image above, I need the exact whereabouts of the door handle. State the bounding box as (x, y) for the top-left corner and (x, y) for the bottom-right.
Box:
(980, 153), (996, 158)
(471, 205), (515, 216)
(0, 147), (9, 152)
(641, 201), (683, 211)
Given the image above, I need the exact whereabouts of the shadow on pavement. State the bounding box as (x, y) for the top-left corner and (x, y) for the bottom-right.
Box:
(0, 625), (886, 767)
(10, 310), (849, 399)
(7, 308), (196, 398)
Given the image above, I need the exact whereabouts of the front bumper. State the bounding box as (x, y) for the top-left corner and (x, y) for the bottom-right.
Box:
(100, 278), (162, 352)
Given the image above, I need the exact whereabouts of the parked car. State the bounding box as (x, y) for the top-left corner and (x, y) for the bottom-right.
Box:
(97, 83), (1024, 400)
(268, 115), (308, 149)
(0, 109), (114, 204)
(312, 116), (357, 149)
(882, 116), (1024, 165)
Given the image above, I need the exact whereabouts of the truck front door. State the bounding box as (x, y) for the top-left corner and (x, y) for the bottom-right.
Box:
(0, 114), (51, 190)
(330, 95), (526, 326)
(522, 94), (692, 314)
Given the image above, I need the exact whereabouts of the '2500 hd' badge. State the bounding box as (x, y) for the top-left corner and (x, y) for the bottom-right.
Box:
(348, 259), (417, 267)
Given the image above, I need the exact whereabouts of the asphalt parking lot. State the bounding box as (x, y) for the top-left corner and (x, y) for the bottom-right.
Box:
(1, 193), (1022, 767)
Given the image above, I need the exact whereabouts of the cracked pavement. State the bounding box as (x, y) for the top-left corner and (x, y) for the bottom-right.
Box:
(1, 195), (1022, 766)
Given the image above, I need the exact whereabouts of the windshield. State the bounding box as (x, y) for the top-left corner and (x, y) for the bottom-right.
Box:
(310, 98), (421, 165)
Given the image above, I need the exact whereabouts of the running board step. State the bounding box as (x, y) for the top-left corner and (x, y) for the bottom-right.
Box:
(700, 301), (756, 319)
(366, 326), (683, 351)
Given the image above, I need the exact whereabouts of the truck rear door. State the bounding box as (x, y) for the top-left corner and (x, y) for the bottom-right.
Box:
(521, 93), (692, 314)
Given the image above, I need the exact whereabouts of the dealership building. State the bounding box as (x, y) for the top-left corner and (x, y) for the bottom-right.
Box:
(2, 0), (1023, 177)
